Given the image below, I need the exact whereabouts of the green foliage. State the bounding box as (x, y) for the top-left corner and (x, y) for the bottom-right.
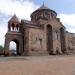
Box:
(0, 45), (4, 53)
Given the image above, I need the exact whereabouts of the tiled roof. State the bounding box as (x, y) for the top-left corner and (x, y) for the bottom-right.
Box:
(9, 15), (19, 22)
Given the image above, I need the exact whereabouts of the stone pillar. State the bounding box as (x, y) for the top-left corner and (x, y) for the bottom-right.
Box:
(52, 29), (62, 54)
(4, 36), (10, 56)
(23, 28), (29, 55)
(60, 27), (66, 53)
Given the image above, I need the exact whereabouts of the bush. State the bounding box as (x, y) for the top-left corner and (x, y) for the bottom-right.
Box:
(0, 45), (4, 55)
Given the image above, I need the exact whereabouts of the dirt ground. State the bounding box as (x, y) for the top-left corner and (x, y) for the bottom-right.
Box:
(0, 55), (75, 75)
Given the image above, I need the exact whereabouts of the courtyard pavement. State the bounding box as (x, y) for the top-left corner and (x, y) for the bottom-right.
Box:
(0, 55), (75, 75)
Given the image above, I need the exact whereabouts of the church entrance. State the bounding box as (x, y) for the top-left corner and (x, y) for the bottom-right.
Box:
(46, 25), (53, 54)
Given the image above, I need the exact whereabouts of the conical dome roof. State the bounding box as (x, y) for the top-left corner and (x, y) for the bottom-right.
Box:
(31, 4), (57, 17)
(37, 4), (50, 10)
(9, 15), (19, 22)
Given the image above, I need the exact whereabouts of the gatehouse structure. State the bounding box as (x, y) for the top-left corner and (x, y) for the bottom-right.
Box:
(4, 4), (68, 56)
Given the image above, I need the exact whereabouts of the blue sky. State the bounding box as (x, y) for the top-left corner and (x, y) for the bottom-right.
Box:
(34, 0), (75, 13)
(0, 0), (75, 46)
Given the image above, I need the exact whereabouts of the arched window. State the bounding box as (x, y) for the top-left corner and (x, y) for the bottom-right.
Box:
(11, 23), (15, 31)
(44, 12), (49, 19)
(16, 24), (19, 32)
(10, 23), (19, 32)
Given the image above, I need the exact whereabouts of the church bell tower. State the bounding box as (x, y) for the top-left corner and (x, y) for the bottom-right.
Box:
(4, 15), (23, 56)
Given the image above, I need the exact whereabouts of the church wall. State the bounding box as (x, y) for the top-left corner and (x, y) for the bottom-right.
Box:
(28, 27), (47, 55)
(45, 19), (64, 54)
(66, 32), (75, 53)
(52, 29), (62, 54)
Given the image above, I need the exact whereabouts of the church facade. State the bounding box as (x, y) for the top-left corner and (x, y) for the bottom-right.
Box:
(4, 4), (67, 56)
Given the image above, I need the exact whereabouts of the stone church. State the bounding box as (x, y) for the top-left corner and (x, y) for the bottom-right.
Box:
(4, 4), (67, 56)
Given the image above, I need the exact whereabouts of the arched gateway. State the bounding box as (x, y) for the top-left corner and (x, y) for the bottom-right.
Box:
(4, 15), (23, 56)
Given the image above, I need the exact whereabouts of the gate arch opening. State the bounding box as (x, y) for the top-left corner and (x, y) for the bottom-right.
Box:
(9, 39), (19, 56)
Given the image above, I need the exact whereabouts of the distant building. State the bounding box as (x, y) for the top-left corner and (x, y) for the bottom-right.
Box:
(4, 4), (75, 56)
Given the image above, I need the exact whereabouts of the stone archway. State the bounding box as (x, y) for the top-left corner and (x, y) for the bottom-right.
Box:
(4, 33), (23, 56)
(46, 24), (53, 54)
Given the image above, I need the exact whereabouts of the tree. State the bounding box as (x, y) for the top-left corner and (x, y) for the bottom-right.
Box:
(0, 45), (4, 54)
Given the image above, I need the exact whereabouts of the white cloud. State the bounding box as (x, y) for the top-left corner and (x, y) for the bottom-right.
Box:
(58, 14), (75, 26)
(0, 0), (38, 20)
(58, 14), (75, 33)
(0, 23), (7, 46)
(0, 0), (39, 46)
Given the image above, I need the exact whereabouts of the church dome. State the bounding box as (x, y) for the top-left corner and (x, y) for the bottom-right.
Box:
(31, 4), (57, 22)
(31, 4), (57, 17)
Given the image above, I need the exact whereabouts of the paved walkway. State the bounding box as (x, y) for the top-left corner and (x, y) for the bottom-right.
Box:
(0, 55), (75, 75)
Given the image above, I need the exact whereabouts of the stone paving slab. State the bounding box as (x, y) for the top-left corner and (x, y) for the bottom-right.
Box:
(0, 55), (75, 75)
